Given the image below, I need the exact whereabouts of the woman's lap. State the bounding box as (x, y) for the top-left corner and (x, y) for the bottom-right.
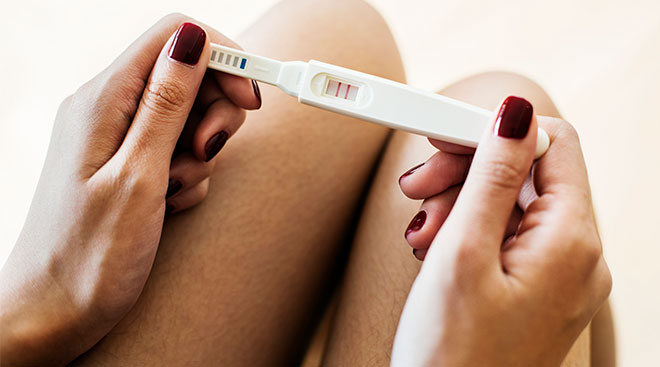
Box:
(72, 0), (404, 365)
(72, 1), (596, 366)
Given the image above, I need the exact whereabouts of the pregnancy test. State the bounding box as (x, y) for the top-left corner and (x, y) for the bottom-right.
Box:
(207, 43), (549, 158)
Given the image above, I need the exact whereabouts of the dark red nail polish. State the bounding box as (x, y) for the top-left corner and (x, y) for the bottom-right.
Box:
(252, 80), (262, 108)
(399, 163), (424, 182)
(166, 204), (175, 215)
(405, 210), (426, 237)
(166, 179), (182, 198)
(204, 131), (229, 162)
(495, 96), (533, 139)
(168, 23), (206, 66)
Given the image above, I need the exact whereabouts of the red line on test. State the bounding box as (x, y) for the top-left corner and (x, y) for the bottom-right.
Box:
(344, 85), (351, 99)
(336, 82), (341, 97)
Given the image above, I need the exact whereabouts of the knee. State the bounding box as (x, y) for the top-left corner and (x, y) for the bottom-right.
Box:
(267, 0), (405, 82)
(475, 71), (560, 117)
(443, 71), (560, 117)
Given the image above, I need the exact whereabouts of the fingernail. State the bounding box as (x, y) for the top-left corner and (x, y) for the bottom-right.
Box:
(205, 130), (229, 162)
(399, 163), (424, 182)
(166, 204), (175, 215)
(405, 210), (427, 238)
(166, 179), (182, 198)
(495, 96), (533, 139)
(169, 23), (206, 66)
(252, 80), (262, 108)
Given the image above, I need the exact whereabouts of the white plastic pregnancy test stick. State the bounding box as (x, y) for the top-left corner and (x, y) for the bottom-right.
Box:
(207, 43), (549, 158)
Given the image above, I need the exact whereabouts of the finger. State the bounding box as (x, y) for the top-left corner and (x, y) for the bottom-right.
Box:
(507, 206), (523, 238)
(118, 22), (209, 171)
(214, 73), (262, 110)
(413, 210), (521, 261)
(405, 186), (461, 249)
(166, 178), (210, 214)
(194, 71), (226, 109)
(196, 70), (261, 112)
(166, 152), (214, 199)
(192, 98), (246, 162)
(405, 186), (523, 251)
(105, 14), (259, 111)
(517, 169), (539, 211)
(412, 248), (428, 261)
(513, 118), (598, 272)
(428, 139), (476, 155)
(533, 117), (591, 203)
(428, 96), (537, 265)
(399, 150), (471, 200)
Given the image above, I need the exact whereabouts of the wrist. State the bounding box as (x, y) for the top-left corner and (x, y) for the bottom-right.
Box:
(0, 248), (95, 365)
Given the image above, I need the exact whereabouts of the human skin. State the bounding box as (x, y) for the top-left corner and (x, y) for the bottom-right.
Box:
(0, 17), (260, 365)
(0, 0), (613, 365)
(320, 72), (608, 367)
(391, 104), (612, 366)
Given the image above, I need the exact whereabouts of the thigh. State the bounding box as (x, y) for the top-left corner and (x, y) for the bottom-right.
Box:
(73, 1), (404, 366)
(322, 72), (592, 366)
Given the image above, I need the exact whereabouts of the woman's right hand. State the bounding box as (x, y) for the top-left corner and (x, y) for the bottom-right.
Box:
(0, 14), (260, 365)
(393, 98), (611, 366)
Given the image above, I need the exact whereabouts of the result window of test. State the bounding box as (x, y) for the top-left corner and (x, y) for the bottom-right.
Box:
(324, 79), (359, 101)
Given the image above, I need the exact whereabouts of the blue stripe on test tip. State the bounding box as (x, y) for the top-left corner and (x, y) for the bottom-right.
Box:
(240, 58), (247, 69)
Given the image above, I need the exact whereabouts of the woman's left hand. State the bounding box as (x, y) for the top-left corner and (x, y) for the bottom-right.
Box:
(0, 15), (260, 365)
(392, 98), (612, 366)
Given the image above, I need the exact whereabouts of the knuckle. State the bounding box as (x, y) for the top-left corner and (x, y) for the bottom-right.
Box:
(117, 170), (155, 203)
(579, 236), (603, 269)
(72, 79), (97, 106)
(599, 264), (613, 299)
(60, 94), (74, 108)
(97, 160), (158, 202)
(556, 118), (577, 134)
(474, 158), (527, 192)
(162, 12), (190, 25)
(143, 79), (189, 113)
(556, 118), (580, 141)
(558, 220), (603, 272)
(543, 117), (581, 143)
(56, 95), (75, 121)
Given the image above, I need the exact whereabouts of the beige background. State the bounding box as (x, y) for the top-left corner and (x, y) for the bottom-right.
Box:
(1, 0), (658, 365)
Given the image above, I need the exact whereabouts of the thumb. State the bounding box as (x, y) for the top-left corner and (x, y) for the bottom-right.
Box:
(430, 96), (537, 266)
(121, 22), (208, 165)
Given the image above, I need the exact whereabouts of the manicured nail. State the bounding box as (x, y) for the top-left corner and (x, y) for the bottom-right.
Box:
(166, 179), (182, 198)
(252, 80), (262, 108)
(399, 163), (424, 182)
(168, 23), (206, 66)
(166, 204), (175, 215)
(205, 130), (229, 162)
(405, 210), (427, 238)
(495, 96), (533, 139)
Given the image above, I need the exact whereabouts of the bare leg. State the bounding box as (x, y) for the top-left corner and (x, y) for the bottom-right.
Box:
(72, 0), (404, 365)
(322, 72), (605, 366)
(591, 300), (616, 367)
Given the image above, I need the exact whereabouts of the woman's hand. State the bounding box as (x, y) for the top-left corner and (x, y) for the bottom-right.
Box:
(392, 97), (612, 366)
(0, 14), (260, 365)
